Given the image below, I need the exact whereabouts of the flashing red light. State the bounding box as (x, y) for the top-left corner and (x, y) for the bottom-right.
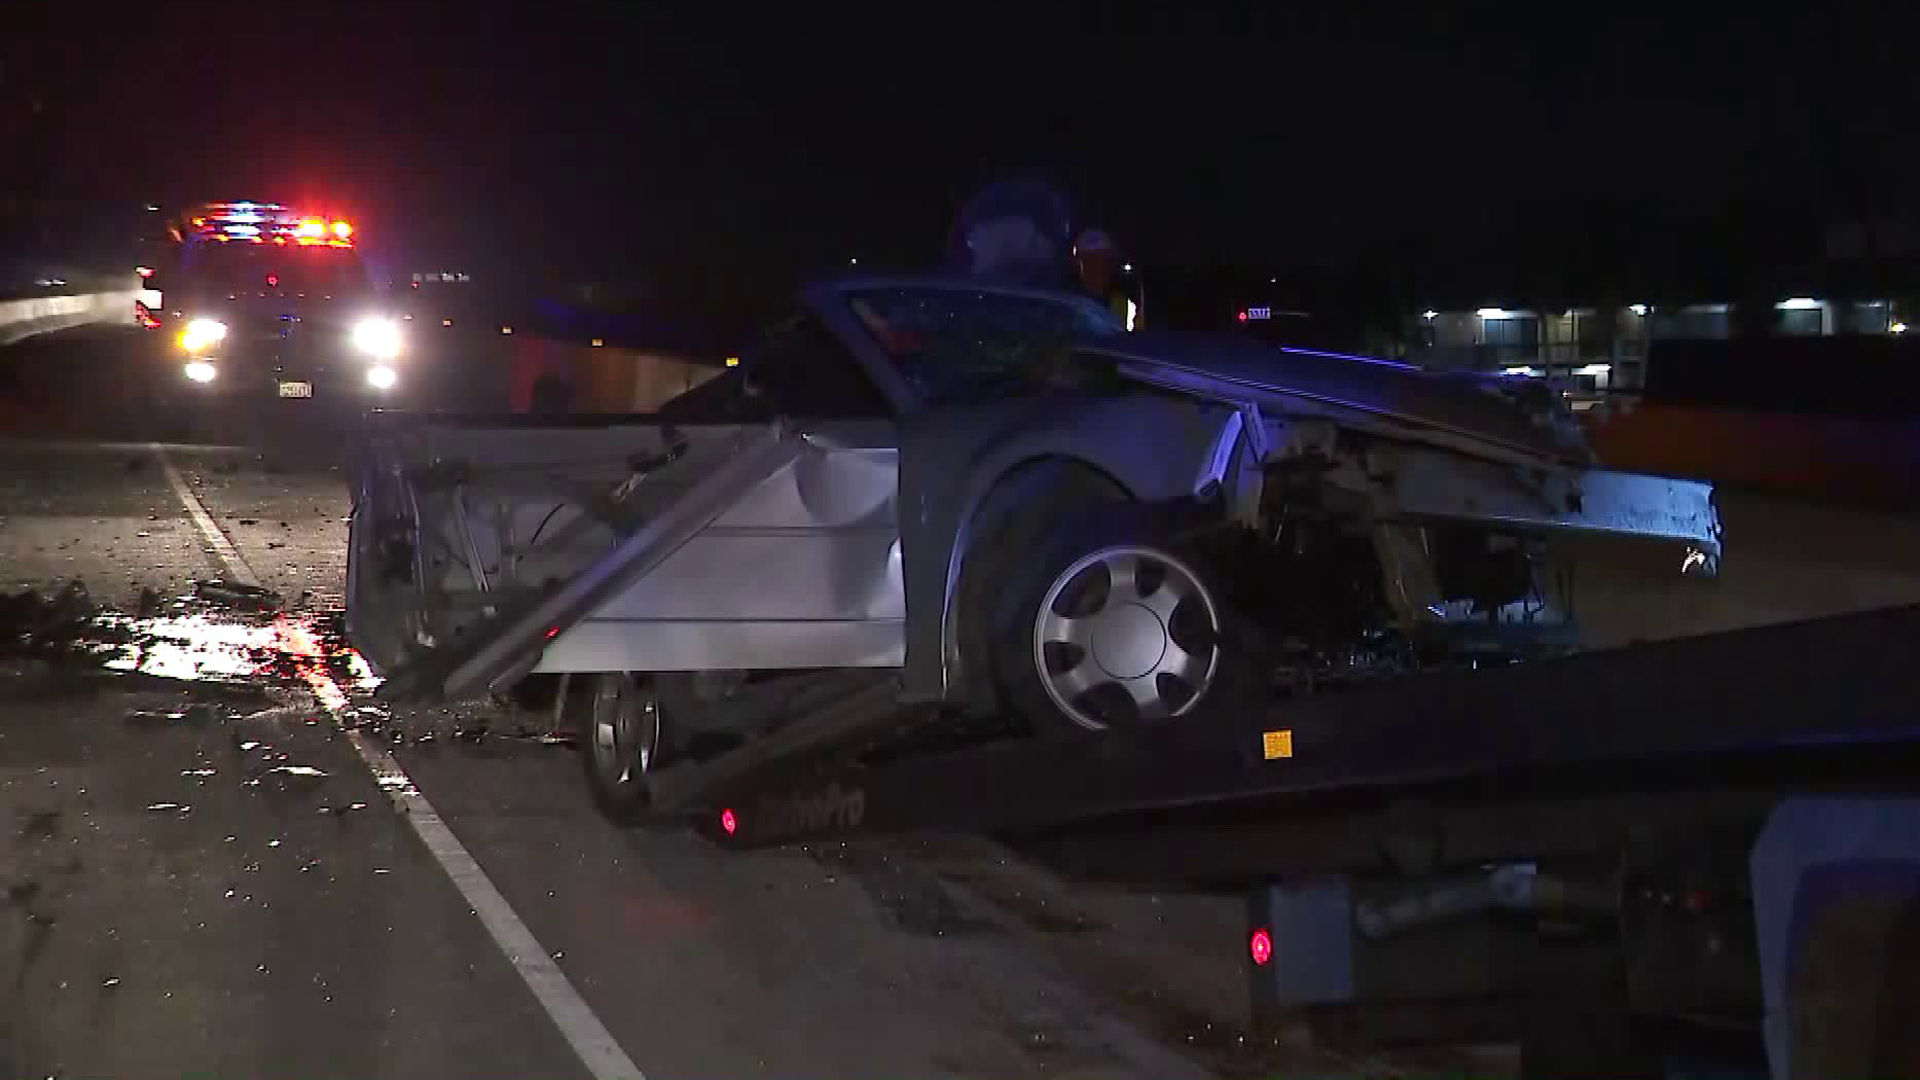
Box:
(720, 808), (738, 835)
(1249, 928), (1273, 965)
(411, 280), (421, 290)
(135, 304), (162, 330)
(265, 274), (279, 288)
(1237, 310), (1249, 321)
(544, 626), (560, 640)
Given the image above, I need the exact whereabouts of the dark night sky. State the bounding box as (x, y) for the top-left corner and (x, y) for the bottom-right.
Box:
(8, 5), (1919, 318)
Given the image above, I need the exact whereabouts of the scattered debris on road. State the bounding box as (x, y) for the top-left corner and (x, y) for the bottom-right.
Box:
(125, 704), (220, 727)
(0, 580), (96, 648)
(192, 580), (280, 610)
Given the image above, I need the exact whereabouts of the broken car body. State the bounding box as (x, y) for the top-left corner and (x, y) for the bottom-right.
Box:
(345, 276), (1721, 749)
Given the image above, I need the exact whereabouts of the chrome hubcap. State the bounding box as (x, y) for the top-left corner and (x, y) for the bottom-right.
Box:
(588, 675), (660, 787)
(1034, 546), (1221, 731)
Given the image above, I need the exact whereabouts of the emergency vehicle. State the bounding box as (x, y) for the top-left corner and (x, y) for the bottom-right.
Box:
(139, 202), (405, 400)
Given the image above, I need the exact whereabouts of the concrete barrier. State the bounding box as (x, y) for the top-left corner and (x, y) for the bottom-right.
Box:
(0, 289), (140, 346)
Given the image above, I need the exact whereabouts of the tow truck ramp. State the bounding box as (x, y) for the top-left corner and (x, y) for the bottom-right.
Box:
(694, 602), (1920, 850)
(673, 604), (1918, 1080)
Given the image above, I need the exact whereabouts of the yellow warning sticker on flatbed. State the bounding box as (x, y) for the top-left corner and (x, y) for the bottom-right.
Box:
(1262, 729), (1294, 760)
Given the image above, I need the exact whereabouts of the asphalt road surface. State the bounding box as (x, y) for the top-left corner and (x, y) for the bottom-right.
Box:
(5, 328), (1919, 1079)
(0, 330), (1487, 1080)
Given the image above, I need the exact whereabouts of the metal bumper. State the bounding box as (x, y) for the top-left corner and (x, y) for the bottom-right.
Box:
(1381, 449), (1723, 574)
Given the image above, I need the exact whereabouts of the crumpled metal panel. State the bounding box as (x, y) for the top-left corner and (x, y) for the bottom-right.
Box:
(1097, 333), (1593, 467)
(345, 416), (757, 683)
(544, 422), (906, 673)
(587, 440), (903, 622)
(1378, 447), (1723, 569)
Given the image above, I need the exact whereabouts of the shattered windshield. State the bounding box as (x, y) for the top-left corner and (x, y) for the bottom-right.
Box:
(845, 286), (1122, 404)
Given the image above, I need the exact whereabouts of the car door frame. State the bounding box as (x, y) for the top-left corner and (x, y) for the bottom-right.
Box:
(536, 293), (911, 675)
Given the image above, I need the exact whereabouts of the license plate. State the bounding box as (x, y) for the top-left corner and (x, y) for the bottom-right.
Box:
(277, 381), (313, 398)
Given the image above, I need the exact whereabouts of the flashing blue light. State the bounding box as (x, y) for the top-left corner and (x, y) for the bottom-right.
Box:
(223, 224), (260, 236)
(1279, 345), (1422, 371)
(224, 211), (264, 224)
(231, 201), (256, 210)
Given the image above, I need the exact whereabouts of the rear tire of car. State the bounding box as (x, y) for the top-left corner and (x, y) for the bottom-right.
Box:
(577, 672), (666, 825)
(985, 501), (1260, 738)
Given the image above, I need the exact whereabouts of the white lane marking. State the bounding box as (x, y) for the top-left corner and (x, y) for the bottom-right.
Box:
(156, 447), (259, 585)
(157, 447), (645, 1080)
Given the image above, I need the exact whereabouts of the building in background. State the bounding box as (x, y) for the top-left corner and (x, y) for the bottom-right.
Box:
(1408, 297), (1912, 393)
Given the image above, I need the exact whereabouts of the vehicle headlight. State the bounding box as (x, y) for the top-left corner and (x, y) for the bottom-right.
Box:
(351, 318), (402, 361)
(366, 365), (397, 390)
(180, 318), (227, 353)
(183, 361), (217, 383)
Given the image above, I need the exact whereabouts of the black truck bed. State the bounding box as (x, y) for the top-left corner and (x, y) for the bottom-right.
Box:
(697, 604), (1920, 854)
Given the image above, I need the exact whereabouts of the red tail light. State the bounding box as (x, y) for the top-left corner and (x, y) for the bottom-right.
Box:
(720, 808), (738, 835)
(1249, 928), (1273, 965)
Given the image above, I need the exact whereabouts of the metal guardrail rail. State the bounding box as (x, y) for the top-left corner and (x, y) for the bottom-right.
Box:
(0, 289), (140, 345)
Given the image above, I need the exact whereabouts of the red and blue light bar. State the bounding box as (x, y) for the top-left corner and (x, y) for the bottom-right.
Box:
(181, 202), (355, 247)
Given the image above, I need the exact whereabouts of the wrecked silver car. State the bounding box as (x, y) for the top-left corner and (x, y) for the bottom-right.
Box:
(345, 275), (1721, 817)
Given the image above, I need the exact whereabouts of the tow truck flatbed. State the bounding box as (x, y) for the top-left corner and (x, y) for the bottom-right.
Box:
(691, 602), (1920, 1077)
(698, 603), (1920, 851)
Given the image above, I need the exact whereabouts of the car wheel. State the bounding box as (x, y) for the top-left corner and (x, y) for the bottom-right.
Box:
(578, 672), (664, 824)
(991, 505), (1256, 736)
